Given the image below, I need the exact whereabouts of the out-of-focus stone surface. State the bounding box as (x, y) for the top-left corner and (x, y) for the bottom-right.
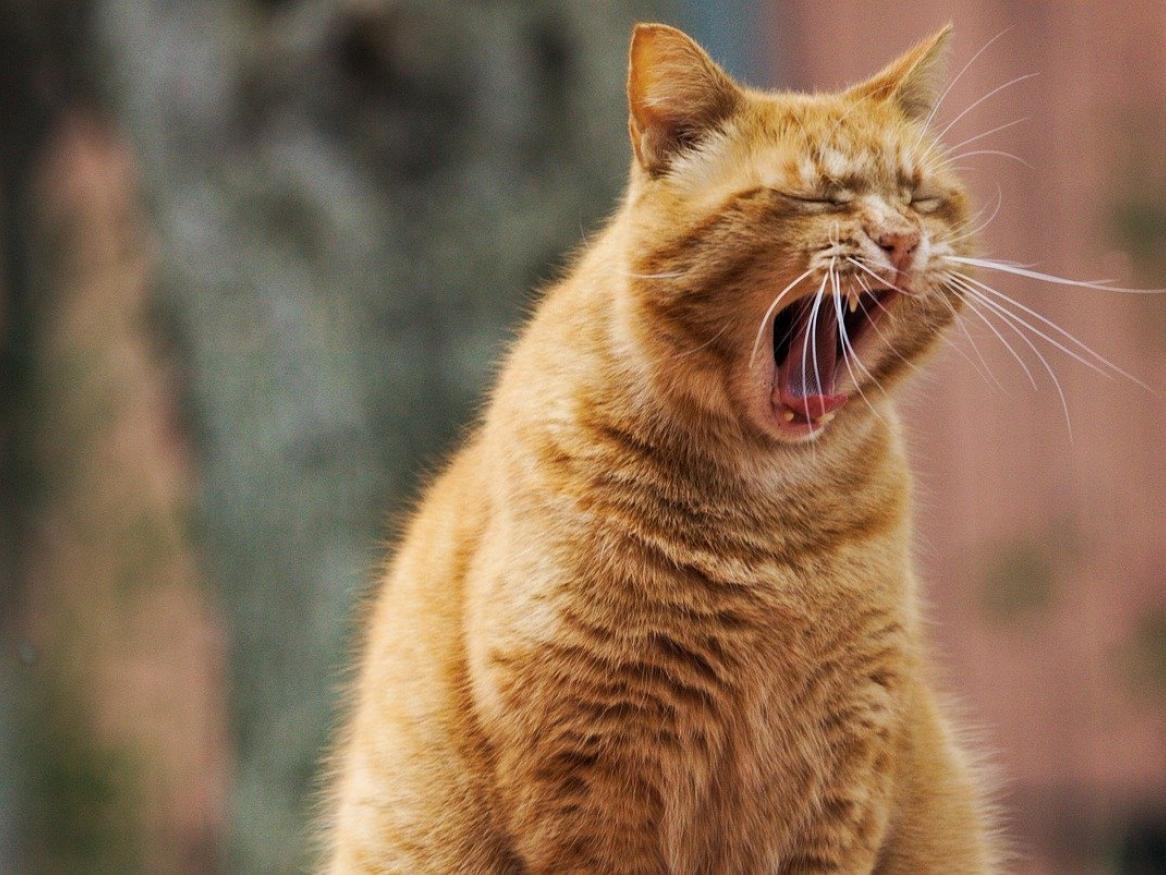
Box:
(91, 1), (673, 870)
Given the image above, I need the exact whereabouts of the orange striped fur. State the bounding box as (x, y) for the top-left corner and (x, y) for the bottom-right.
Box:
(322, 23), (1002, 874)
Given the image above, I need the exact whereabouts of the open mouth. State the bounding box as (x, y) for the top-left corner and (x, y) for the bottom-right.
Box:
(771, 284), (896, 432)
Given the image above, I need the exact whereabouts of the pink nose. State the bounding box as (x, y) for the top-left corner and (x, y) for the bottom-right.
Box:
(876, 229), (920, 272)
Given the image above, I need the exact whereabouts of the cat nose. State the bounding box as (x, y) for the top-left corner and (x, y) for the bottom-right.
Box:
(875, 229), (920, 272)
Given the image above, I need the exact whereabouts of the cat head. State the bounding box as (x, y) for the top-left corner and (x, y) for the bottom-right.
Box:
(620, 23), (972, 445)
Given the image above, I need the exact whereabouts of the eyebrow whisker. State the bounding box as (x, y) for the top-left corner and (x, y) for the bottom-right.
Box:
(939, 116), (1030, 156)
(932, 72), (1040, 145)
(916, 26), (1015, 147)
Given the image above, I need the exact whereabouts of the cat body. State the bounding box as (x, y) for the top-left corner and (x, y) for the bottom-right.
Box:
(324, 24), (1001, 874)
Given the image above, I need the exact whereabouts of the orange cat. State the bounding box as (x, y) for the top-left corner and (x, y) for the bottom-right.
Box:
(322, 23), (1003, 874)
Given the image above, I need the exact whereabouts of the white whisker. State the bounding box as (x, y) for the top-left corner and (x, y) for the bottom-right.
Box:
(666, 324), (732, 361)
(941, 183), (1003, 247)
(916, 26), (1015, 148)
(850, 265), (997, 388)
(941, 275), (1036, 389)
(952, 271), (1156, 392)
(955, 279), (1116, 381)
(934, 283), (1007, 392)
(948, 255), (1165, 294)
(831, 267), (888, 423)
(844, 257), (917, 298)
(806, 275), (829, 418)
(933, 72), (1040, 144)
(852, 274), (929, 377)
(941, 117), (1030, 156)
(945, 149), (1033, 169)
(947, 276), (1074, 439)
(749, 268), (816, 366)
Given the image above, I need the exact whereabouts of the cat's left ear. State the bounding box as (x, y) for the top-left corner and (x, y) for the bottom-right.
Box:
(846, 24), (952, 122)
(627, 23), (743, 174)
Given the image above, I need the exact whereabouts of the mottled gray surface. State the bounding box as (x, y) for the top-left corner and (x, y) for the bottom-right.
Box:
(94, 1), (676, 870)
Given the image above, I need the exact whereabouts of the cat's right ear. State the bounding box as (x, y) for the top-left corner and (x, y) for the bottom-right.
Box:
(846, 25), (953, 122)
(627, 24), (742, 175)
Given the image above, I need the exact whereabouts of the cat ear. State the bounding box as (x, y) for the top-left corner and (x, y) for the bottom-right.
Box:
(627, 23), (743, 174)
(847, 24), (953, 122)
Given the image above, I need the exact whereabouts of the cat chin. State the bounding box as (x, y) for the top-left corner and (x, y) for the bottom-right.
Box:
(769, 397), (847, 441)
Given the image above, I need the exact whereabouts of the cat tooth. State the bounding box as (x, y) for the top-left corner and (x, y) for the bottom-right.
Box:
(848, 291), (859, 313)
(781, 409), (795, 422)
(818, 412), (836, 425)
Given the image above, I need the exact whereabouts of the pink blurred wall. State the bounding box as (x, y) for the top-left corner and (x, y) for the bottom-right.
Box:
(772, 3), (1166, 871)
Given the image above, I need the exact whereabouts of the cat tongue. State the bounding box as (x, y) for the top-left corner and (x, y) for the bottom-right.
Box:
(776, 302), (848, 419)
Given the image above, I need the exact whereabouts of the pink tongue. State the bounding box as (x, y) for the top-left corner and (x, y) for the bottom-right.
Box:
(777, 303), (848, 419)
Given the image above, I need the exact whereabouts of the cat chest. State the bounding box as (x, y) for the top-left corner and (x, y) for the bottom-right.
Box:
(642, 587), (910, 869)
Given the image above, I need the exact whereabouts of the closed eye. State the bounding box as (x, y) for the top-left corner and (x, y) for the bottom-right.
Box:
(779, 191), (853, 209)
(910, 195), (942, 212)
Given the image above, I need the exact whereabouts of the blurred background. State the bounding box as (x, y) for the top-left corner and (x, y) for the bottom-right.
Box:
(0, 1), (1163, 873)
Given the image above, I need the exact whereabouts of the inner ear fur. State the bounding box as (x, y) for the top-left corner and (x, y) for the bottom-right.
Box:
(627, 23), (743, 174)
